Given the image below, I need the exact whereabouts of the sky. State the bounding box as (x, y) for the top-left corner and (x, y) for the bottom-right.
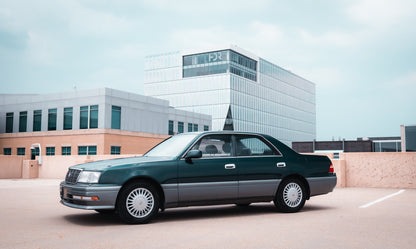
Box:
(0, 0), (415, 140)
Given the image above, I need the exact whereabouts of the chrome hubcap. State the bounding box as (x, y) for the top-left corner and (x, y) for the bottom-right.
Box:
(126, 188), (154, 218)
(283, 182), (302, 207)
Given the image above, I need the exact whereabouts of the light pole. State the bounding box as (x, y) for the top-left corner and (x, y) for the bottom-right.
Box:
(30, 143), (42, 165)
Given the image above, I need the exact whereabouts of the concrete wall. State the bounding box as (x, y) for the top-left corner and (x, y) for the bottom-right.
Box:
(328, 152), (416, 188)
(1, 152), (415, 188)
(0, 156), (23, 178)
(333, 152), (416, 188)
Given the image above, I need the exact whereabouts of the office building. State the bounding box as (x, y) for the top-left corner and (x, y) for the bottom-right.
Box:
(0, 88), (211, 158)
(144, 45), (316, 146)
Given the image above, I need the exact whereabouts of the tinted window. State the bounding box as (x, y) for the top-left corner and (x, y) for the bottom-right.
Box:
(64, 107), (73, 130)
(191, 134), (233, 158)
(111, 106), (121, 129)
(6, 112), (13, 133)
(33, 110), (42, 132)
(19, 111), (27, 132)
(80, 106), (88, 129)
(48, 109), (57, 131)
(62, 146), (71, 156)
(235, 135), (280, 156)
(90, 105), (98, 129)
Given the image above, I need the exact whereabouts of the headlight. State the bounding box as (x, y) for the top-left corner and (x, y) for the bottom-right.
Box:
(77, 171), (101, 183)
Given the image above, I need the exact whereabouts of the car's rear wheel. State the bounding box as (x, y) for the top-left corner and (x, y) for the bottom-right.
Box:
(116, 181), (159, 224)
(274, 178), (306, 213)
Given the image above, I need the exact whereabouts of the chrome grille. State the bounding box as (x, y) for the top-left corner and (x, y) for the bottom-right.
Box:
(65, 169), (81, 184)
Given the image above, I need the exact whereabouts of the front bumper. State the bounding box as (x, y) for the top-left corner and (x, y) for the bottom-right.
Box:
(60, 181), (121, 210)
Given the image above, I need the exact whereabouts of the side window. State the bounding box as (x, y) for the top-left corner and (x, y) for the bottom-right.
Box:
(191, 135), (232, 158)
(235, 135), (280, 156)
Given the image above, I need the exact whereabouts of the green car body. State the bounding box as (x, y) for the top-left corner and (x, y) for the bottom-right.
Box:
(60, 131), (337, 224)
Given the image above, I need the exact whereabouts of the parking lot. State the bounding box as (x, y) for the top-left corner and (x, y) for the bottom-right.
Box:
(0, 179), (415, 249)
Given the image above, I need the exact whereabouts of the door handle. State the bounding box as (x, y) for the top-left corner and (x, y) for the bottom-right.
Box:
(225, 164), (236, 169)
(276, 162), (286, 168)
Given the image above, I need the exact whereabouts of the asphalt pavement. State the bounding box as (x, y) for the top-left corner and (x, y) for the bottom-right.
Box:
(0, 179), (415, 249)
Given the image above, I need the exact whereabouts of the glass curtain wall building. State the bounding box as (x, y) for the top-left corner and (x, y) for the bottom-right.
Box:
(144, 45), (316, 145)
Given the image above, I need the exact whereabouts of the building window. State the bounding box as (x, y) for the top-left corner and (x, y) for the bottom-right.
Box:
(80, 106), (89, 129)
(183, 49), (257, 81)
(90, 105), (98, 129)
(64, 107), (73, 130)
(33, 110), (42, 132)
(188, 123), (193, 132)
(178, 122), (184, 133)
(19, 111), (27, 132)
(46, 147), (55, 156)
(48, 108), (57, 131)
(3, 148), (11, 155)
(6, 112), (13, 133)
(88, 146), (97, 155)
(62, 146), (71, 156)
(168, 120), (174, 135)
(373, 141), (401, 152)
(78, 146), (97, 155)
(204, 125), (209, 131)
(193, 124), (198, 132)
(80, 105), (98, 129)
(78, 146), (87, 155)
(111, 106), (121, 129)
(17, 147), (25, 156)
(111, 146), (121, 155)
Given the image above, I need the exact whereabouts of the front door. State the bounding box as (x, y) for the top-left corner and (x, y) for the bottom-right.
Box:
(177, 134), (238, 203)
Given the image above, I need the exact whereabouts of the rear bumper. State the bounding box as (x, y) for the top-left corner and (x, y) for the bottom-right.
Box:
(60, 182), (121, 210)
(307, 175), (337, 197)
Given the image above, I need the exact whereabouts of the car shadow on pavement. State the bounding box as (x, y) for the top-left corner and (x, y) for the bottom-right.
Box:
(63, 212), (124, 226)
(62, 203), (334, 226)
(155, 203), (335, 224)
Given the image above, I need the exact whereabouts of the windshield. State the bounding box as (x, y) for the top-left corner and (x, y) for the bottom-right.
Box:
(144, 134), (199, 157)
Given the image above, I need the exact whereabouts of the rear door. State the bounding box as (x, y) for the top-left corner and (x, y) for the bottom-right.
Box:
(177, 134), (238, 203)
(235, 134), (286, 199)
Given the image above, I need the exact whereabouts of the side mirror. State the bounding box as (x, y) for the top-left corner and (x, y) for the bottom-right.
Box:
(185, 150), (202, 163)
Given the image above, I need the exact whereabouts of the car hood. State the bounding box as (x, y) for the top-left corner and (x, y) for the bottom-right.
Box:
(70, 156), (174, 171)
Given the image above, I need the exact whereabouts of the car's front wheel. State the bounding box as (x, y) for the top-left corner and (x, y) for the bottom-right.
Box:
(274, 178), (306, 213)
(116, 181), (160, 224)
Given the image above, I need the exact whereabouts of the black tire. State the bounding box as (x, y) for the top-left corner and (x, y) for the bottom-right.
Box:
(116, 181), (160, 224)
(274, 178), (306, 213)
(95, 209), (115, 214)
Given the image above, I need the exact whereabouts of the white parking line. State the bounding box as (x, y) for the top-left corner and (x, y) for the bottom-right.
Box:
(359, 189), (406, 208)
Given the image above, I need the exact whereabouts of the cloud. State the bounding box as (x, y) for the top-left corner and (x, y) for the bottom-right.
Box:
(65, 1), (138, 37)
(109, 43), (146, 60)
(248, 21), (285, 46)
(168, 21), (287, 53)
(298, 29), (358, 48)
(298, 67), (346, 88)
(25, 30), (60, 65)
(140, 0), (271, 13)
(347, 0), (416, 29)
(387, 71), (416, 90)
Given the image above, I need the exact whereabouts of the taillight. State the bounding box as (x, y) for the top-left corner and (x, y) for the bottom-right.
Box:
(329, 163), (334, 173)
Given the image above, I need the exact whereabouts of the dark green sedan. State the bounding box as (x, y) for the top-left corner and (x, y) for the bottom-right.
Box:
(60, 131), (336, 224)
